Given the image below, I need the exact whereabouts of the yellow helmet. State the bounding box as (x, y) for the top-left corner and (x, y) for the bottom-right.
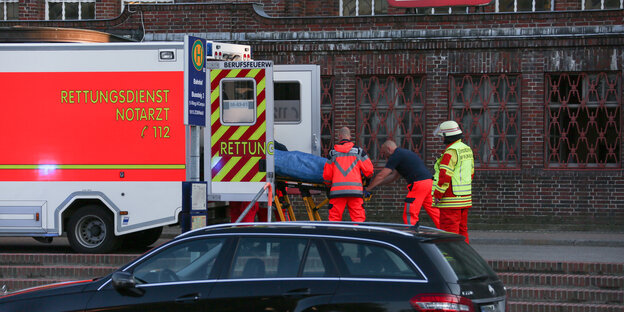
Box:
(433, 120), (462, 137)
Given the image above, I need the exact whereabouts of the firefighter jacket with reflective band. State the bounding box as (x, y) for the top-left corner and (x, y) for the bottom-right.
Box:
(433, 140), (474, 209)
(323, 140), (374, 199)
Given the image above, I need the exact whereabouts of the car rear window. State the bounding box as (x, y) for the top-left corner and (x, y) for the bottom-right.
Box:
(330, 240), (425, 279)
(434, 240), (497, 281)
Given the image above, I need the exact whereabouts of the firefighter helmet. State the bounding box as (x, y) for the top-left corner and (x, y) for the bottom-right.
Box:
(434, 120), (462, 137)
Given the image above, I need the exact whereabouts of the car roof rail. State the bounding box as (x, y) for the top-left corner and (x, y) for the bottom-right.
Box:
(176, 221), (436, 239)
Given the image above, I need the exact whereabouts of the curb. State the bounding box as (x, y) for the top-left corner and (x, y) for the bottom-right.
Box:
(470, 238), (624, 248)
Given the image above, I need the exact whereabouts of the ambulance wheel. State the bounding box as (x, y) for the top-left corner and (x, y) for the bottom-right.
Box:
(122, 227), (163, 248)
(67, 206), (122, 254)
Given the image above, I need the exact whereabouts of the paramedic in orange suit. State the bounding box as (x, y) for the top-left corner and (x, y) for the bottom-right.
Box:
(365, 140), (440, 228)
(323, 127), (374, 222)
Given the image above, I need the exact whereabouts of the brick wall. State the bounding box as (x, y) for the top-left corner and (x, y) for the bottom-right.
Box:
(19, 0), (44, 20)
(97, 0), (121, 19)
(1, 2), (622, 228)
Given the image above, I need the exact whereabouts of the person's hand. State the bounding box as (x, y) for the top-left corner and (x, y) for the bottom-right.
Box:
(433, 197), (440, 206)
(363, 190), (372, 201)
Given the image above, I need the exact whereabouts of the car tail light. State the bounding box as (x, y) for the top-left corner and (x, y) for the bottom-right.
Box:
(410, 293), (475, 312)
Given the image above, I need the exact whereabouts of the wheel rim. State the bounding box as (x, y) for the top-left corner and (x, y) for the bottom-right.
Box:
(75, 215), (106, 248)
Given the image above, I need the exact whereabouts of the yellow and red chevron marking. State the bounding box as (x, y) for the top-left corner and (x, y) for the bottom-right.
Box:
(210, 68), (266, 182)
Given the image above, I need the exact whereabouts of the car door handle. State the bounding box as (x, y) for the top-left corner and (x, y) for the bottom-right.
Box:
(175, 293), (201, 303)
(283, 288), (311, 296)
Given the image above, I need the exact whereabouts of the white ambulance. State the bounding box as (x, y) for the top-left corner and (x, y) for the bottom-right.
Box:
(0, 39), (320, 253)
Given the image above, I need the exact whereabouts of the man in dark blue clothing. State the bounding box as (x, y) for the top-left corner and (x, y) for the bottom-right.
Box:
(365, 140), (439, 227)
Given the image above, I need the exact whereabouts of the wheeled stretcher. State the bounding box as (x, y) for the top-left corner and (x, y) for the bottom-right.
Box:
(273, 177), (328, 221)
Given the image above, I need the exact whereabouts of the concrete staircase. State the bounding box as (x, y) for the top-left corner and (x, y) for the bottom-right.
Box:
(0, 253), (134, 292)
(490, 260), (624, 312)
(1, 253), (622, 312)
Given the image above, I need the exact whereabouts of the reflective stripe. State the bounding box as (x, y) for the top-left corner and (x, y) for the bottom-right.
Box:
(452, 183), (472, 196)
(332, 182), (364, 187)
(334, 148), (368, 162)
(334, 158), (358, 177)
(437, 195), (472, 208)
(433, 184), (446, 193)
(334, 151), (358, 157)
(439, 164), (453, 172)
(330, 189), (364, 196)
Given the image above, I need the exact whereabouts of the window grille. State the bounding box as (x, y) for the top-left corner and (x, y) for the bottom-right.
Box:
(356, 75), (426, 165)
(582, 0), (623, 9)
(321, 76), (335, 157)
(450, 74), (521, 168)
(340, 0), (388, 16)
(496, 0), (553, 11)
(0, 0), (17, 20)
(46, 0), (95, 20)
(545, 72), (621, 168)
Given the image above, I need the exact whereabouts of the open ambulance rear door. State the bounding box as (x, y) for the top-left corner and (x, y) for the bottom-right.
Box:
(273, 65), (321, 156)
(205, 61), (274, 202)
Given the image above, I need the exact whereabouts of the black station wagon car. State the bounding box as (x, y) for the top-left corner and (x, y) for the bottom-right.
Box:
(0, 222), (506, 312)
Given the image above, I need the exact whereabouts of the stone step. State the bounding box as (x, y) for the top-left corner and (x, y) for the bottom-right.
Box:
(506, 286), (623, 305)
(508, 301), (624, 312)
(499, 272), (624, 290)
(0, 253), (136, 267)
(0, 265), (117, 280)
(488, 260), (624, 276)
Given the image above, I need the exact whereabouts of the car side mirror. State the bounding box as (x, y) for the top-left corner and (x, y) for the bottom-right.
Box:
(112, 271), (136, 290)
(111, 271), (144, 297)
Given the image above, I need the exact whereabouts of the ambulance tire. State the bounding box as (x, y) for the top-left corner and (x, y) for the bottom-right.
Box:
(67, 206), (122, 254)
(121, 227), (163, 249)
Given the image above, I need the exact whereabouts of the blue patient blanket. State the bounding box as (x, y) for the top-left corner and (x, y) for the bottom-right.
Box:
(275, 150), (326, 183)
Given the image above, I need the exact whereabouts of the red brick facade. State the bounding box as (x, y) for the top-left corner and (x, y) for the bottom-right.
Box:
(1, 1), (623, 228)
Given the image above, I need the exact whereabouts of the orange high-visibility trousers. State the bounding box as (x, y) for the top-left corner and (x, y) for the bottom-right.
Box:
(329, 197), (365, 222)
(404, 179), (439, 228)
(439, 207), (469, 244)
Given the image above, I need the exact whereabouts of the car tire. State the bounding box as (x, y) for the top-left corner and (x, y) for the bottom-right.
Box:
(122, 227), (163, 249)
(67, 206), (122, 254)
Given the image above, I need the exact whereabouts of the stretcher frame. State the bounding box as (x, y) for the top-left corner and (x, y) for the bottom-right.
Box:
(273, 177), (328, 221)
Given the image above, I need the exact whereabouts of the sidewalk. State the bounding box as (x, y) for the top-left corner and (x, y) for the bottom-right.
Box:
(470, 230), (624, 247)
(469, 230), (624, 263)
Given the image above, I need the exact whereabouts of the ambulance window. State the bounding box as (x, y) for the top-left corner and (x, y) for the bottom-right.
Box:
(275, 82), (301, 124)
(221, 79), (256, 125)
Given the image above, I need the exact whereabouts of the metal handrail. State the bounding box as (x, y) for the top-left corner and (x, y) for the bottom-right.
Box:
(234, 182), (273, 223)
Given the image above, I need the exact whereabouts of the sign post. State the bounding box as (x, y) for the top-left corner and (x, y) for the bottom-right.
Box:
(183, 36), (209, 231)
(184, 36), (207, 127)
(184, 35), (208, 182)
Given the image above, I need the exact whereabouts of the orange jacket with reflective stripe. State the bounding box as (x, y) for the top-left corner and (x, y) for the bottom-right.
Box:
(323, 140), (374, 198)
